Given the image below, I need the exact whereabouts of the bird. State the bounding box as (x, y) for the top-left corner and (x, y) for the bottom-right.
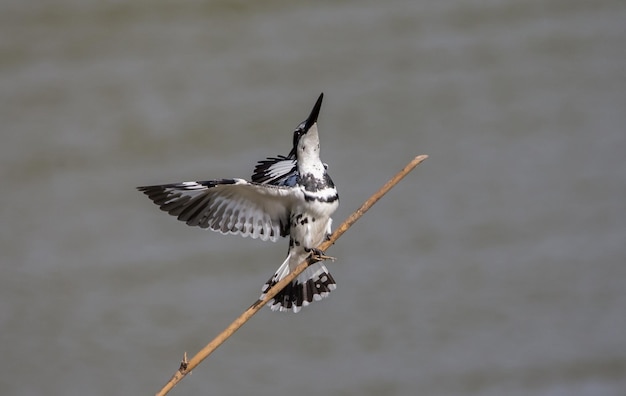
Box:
(137, 93), (339, 312)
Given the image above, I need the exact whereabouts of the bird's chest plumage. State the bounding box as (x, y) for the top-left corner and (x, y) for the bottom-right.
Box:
(290, 196), (336, 248)
(290, 156), (338, 250)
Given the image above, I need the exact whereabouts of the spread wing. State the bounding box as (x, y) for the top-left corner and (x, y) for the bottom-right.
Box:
(137, 178), (302, 241)
(251, 155), (299, 187)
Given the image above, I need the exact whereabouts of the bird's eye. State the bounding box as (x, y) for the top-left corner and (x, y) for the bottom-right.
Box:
(293, 129), (303, 147)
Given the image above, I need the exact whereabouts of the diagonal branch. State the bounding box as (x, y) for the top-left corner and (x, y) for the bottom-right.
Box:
(155, 154), (428, 396)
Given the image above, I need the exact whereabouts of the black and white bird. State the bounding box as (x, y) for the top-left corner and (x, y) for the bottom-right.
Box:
(137, 93), (338, 312)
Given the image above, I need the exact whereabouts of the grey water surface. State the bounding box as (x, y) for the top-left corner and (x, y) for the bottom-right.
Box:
(2, 1), (625, 395)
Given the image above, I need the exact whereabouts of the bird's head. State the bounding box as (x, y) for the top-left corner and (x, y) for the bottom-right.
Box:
(291, 93), (323, 161)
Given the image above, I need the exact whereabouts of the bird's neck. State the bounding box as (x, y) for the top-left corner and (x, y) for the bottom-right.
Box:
(298, 152), (325, 179)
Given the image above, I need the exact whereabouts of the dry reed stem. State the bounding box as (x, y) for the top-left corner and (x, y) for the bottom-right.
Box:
(155, 154), (428, 396)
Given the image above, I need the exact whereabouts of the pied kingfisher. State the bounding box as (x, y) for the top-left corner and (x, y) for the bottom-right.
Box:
(137, 93), (338, 312)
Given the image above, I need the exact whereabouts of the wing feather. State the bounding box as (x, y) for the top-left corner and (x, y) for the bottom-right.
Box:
(138, 178), (299, 241)
(251, 155), (299, 186)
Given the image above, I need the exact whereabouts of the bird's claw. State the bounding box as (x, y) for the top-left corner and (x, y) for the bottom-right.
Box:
(309, 248), (335, 262)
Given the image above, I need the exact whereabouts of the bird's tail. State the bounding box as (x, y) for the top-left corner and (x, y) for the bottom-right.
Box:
(260, 255), (336, 313)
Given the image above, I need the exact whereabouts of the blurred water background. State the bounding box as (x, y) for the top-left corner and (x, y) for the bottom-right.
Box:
(2, 1), (625, 395)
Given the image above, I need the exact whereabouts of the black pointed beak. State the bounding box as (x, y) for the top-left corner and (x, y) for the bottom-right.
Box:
(303, 93), (324, 131)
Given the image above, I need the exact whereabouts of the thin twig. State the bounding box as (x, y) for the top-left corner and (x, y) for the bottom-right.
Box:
(155, 154), (428, 396)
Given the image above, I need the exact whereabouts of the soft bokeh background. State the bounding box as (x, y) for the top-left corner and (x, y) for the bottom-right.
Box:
(2, 1), (625, 395)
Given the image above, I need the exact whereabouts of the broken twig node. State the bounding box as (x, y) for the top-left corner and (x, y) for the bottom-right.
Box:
(178, 352), (188, 373)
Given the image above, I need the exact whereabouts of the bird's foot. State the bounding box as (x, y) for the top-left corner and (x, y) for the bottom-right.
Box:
(308, 247), (336, 262)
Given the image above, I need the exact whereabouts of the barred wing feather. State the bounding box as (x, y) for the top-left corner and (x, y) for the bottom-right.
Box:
(137, 179), (300, 241)
(251, 156), (298, 186)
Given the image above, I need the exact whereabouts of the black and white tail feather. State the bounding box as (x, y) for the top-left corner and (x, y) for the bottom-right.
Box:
(138, 93), (338, 312)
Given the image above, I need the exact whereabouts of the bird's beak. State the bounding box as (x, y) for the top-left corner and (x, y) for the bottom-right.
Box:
(303, 93), (324, 131)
